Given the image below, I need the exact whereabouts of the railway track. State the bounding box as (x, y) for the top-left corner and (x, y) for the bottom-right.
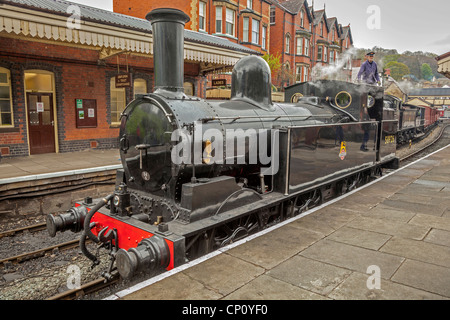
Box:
(399, 123), (450, 163)
(46, 277), (120, 300)
(0, 222), (47, 239)
(0, 238), (80, 265)
(2, 124), (449, 300)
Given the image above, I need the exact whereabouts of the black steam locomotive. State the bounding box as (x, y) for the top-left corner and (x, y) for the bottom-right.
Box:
(46, 8), (398, 280)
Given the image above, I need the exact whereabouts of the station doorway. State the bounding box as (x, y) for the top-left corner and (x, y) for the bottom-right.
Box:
(25, 71), (57, 155)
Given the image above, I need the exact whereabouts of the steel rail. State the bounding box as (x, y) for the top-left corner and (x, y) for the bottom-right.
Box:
(0, 222), (47, 239)
(0, 239), (81, 265)
(399, 124), (450, 162)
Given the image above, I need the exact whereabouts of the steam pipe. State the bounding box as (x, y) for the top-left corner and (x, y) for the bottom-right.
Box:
(83, 194), (113, 244)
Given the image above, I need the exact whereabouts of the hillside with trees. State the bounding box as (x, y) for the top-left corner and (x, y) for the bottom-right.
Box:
(354, 47), (443, 82)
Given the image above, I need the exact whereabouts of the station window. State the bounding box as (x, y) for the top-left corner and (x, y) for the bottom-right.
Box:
(110, 77), (126, 124)
(134, 78), (147, 97)
(183, 82), (194, 96)
(0, 67), (13, 127)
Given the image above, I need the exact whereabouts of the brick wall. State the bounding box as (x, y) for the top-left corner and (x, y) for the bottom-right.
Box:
(0, 37), (205, 157)
(113, 0), (271, 55)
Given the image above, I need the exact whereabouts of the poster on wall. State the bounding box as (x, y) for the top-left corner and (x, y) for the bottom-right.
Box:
(75, 99), (97, 128)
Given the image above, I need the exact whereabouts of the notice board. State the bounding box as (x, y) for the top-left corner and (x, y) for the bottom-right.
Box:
(75, 99), (97, 128)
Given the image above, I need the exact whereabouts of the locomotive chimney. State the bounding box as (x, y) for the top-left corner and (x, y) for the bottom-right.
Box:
(146, 8), (190, 94)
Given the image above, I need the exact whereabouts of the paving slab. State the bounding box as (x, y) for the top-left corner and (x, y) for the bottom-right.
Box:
(181, 253), (265, 297)
(122, 272), (222, 300)
(223, 274), (328, 300)
(380, 237), (450, 268)
(424, 229), (450, 247)
(300, 239), (404, 279)
(288, 206), (360, 236)
(328, 272), (446, 300)
(267, 255), (352, 296)
(380, 199), (447, 216)
(408, 213), (450, 231)
(346, 216), (430, 240)
(226, 225), (324, 270)
(362, 205), (416, 223)
(325, 226), (391, 250)
(391, 259), (450, 298)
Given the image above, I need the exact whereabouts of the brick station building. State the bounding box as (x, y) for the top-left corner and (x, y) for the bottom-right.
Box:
(0, 0), (256, 157)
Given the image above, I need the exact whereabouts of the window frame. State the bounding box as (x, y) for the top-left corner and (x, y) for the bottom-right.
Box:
(296, 37), (303, 55)
(317, 45), (323, 61)
(215, 6), (222, 33)
(262, 25), (267, 50)
(199, 1), (206, 31)
(133, 78), (147, 98)
(304, 38), (309, 56)
(243, 17), (249, 42)
(270, 6), (276, 24)
(0, 67), (14, 127)
(110, 77), (126, 125)
(225, 8), (235, 36)
(285, 34), (290, 54)
(300, 10), (304, 28)
(252, 19), (260, 45)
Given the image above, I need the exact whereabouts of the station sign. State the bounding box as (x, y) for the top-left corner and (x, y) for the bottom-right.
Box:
(115, 73), (132, 88)
(212, 79), (227, 87)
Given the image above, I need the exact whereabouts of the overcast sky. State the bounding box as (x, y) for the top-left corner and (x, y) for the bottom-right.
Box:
(71, 0), (450, 55)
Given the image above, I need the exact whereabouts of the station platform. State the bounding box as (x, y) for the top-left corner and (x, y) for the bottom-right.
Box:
(109, 145), (450, 300)
(0, 149), (121, 183)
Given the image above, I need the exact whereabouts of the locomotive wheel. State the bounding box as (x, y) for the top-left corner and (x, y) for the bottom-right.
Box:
(212, 212), (262, 248)
(185, 212), (263, 260)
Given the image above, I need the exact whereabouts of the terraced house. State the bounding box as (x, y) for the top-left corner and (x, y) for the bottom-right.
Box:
(268, 0), (353, 87)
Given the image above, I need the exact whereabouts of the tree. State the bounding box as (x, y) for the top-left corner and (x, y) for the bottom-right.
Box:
(262, 53), (282, 76)
(383, 54), (400, 65)
(421, 63), (433, 80)
(385, 61), (410, 81)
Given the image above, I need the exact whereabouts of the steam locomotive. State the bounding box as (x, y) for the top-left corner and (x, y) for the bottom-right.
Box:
(46, 8), (399, 280)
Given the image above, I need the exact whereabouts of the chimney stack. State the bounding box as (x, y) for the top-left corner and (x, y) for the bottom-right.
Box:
(145, 8), (190, 94)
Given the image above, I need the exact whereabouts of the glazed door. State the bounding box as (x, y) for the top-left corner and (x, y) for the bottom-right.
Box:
(27, 93), (55, 154)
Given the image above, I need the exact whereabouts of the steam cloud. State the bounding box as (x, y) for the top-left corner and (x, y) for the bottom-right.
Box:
(311, 47), (358, 81)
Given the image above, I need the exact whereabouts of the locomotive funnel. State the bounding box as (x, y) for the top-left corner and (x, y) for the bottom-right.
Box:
(146, 8), (190, 94)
